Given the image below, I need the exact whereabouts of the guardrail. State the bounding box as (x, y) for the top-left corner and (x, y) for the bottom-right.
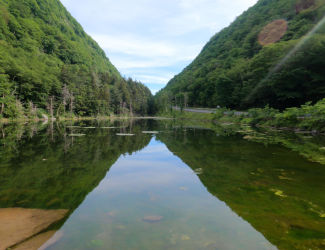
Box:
(173, 107), (249, 116)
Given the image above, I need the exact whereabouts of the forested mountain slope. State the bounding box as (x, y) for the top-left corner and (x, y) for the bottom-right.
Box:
(0, 0), (152, 118)
(157, 0), (325, 110)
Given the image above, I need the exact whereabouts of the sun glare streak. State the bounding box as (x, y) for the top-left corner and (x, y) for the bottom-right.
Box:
(245, 14), (325, 103)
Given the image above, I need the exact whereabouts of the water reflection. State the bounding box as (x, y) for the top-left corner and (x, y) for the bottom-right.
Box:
(0, 120), (152, 249)
(0, 120), (324, 249)
(158, 128), (325, 250)
(48, 139), (276, 250)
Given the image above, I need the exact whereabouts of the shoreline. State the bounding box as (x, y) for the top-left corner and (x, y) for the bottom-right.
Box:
(0, 116), (173, 124)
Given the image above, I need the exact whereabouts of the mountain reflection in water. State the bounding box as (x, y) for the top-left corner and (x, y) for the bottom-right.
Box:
(0, 119), (324, 250)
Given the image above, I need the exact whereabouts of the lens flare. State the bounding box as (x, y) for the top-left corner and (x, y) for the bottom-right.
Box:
(295, 0), (316, 13)
(245, 14), (325, 103)
(258, 19), (288, 46)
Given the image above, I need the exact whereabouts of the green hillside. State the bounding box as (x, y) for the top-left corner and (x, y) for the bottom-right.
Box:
(157, 0), (325, 110)
(0, 0), (152, 118)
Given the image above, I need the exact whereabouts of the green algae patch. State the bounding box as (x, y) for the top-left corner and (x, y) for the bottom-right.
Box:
(90, 239), (104, 247)
(270, 189), (287, 198)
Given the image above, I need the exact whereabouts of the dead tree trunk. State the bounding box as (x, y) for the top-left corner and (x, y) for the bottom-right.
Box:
(49, 96), (54, 119)
(0, 94), (4, 115)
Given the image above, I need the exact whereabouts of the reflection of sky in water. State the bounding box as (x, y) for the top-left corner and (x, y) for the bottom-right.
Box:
(95, 139), (193, 193)
(49, 138), (276, 250)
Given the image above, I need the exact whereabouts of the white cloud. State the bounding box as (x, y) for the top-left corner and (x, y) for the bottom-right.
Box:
(132, 75), (174, 84)
(61, 0), (258, 93)
(92, 33), (202, 66)
(92, 34), (176, 58)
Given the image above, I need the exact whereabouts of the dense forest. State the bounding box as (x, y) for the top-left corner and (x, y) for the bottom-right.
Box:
(156, 0), (325, 110)
(0, 0), (152, 119)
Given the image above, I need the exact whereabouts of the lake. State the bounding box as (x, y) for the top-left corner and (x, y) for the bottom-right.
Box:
(0, 119), (324, 250)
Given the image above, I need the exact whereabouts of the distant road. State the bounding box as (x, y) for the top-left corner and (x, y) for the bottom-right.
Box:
(173, 107), (249, 116)
(173, 107), (216, 114)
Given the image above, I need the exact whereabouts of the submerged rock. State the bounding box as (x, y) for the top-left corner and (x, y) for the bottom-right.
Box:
(0, 208), (68, 250)
(39, 230), (64, 250)
(14, 230), (63, 250)
(142, 215), (163, 223)
(181, 234), (191, 241)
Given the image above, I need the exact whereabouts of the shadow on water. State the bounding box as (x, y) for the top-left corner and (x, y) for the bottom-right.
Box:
(0, 119), (325, 249)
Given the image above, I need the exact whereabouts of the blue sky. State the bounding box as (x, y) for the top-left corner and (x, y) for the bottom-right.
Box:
(61, 0), (258, 94)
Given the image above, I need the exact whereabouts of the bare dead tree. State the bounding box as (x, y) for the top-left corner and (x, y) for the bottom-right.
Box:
(69, 92), (74, 114)
(62, 84), (69, 116)
(49, 96), (54, 119)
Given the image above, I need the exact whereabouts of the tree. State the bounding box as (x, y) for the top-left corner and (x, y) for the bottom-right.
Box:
(0, 73), (16, 118)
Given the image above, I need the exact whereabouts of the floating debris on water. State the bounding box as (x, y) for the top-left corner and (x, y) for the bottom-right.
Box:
(66, 126), (81, 128)
(179, 186), (188, 191)
(101, 127), (117, 129)
(194, 168), (203, 174)
(116, 133), (135, 136)
(82, 127), (96, 129)
(142, 215), (163, 223)
(69, 134), (86, 137)
(142, 131), (159, 134)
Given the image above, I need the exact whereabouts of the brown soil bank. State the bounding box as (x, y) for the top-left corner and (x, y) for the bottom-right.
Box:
(0, 208), (68, 250)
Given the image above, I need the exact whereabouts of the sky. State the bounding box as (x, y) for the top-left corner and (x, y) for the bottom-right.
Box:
(60, 0), (258, 94)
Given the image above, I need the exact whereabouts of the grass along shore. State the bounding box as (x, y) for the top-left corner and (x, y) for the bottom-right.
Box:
(160, 98), (325, 134)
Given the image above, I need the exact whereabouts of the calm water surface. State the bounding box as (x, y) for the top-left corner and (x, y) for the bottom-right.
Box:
(0, 119), (324, 250)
